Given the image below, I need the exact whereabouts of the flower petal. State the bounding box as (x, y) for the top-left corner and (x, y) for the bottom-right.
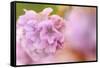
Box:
(40, 8), (53, 16)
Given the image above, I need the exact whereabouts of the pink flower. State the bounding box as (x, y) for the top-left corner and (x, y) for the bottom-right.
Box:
(39, 20), (64, 53)
(16, 8), (65, 65)
(65, 7), (96, 57)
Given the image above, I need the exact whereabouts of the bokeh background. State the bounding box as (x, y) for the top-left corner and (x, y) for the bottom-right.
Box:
(16, 3), (72, 19)
(16, 2), (97, 65)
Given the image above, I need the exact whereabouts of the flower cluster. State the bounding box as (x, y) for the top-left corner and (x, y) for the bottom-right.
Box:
(16, 8), (65, 64)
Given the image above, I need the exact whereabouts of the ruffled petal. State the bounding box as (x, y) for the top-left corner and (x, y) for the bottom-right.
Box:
(40, 8), (53, 16)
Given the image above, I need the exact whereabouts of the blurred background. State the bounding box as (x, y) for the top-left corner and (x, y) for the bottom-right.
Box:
(16, 3), (72, 19)
(16, 2), (97, 64)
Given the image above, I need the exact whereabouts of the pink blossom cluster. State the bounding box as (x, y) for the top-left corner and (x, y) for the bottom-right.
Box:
(16, 8), (65, 64)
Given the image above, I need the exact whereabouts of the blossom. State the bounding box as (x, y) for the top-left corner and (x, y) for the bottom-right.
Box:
(16, 8), (65, 64)
(65, 7), (96, 57)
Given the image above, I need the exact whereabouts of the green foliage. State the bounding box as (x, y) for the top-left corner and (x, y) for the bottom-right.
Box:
(16, 3), (59, 20)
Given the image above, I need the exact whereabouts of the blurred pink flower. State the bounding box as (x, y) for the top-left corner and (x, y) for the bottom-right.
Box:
(65, 7), (96, 57)
(16, 8), (65, 65)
